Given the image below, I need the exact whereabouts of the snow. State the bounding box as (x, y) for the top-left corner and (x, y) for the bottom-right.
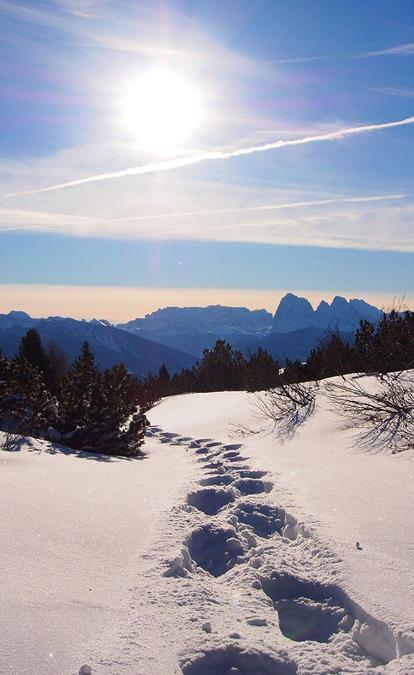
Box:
(0, 435), (194, 674)
(2, 374), (414, 674)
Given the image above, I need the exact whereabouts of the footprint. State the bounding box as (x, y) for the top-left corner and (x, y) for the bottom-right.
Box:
(261, 573), (350, 643)
(232, 502), (286, 538)
(237, 470), (268, 479)
(204, 461), (225, 470)
(222, 450), (241, 459)
(187, 488), (236, 516)
(180, 645), (298, 674)
(224, 464), (250, 472)
(199, 474), (235, 487)
(233, 478), (273, 496)
(187, 524), (244, 577)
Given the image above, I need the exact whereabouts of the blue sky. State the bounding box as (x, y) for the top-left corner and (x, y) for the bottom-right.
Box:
(0, 0), (414, 319)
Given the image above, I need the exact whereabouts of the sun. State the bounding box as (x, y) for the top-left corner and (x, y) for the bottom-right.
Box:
(122, 67), (204, 153)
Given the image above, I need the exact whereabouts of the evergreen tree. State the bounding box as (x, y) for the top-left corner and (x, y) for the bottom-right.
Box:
(157, 364), (171, 397)
(18, 329), (50, 384)
(1, 355), (51, 435)
(45, 340), (69, 393)
(303, 331), (356, 381)
(59, 341), (98, 433)
(244, 348), (280, 391)
(196, 340), (246, 391)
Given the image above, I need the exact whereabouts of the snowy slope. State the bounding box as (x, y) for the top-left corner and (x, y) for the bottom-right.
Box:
(2, 376), (414, 675)
(0, 436), (195, 675)
(132, 382), (413, 675)
(150, 389), (414, 630)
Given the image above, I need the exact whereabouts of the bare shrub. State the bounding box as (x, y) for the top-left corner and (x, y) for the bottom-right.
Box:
(326, 374), (414, 452)
(0, 430), (21, 452)
(244, 382), (318, 440)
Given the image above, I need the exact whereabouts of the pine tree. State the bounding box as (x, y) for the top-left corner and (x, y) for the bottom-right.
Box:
(18, 329), (50, 384)
(156, 364), (171, 397)
(195, 340), (246, 391)
(45, 340), (69, 393)
(1, 355), (51, 435)
(59, 341), (98, 436)
(245, 348), (280, 391)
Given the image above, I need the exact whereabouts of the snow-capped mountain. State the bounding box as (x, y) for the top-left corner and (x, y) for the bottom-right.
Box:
(272, 293), (382, 333)
(0, 312), (197, 376)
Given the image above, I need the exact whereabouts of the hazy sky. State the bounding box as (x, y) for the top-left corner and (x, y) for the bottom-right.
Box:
(1, 1), (414, 319)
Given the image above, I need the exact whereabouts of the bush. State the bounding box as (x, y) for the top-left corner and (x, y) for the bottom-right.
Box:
(325, 374), (414, 452)
(245, 381), (318, 439)
(0, 337), (152, 458)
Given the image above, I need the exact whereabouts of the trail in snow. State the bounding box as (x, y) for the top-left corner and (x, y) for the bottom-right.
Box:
(91, 423), (414, 675)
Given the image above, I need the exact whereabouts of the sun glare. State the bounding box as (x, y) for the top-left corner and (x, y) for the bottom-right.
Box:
(122, 67), (204, 153)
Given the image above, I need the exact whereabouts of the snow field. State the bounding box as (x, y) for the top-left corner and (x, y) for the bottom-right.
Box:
(0, 434), (195, 675)
(3, 376), (414, 674)
(92, 394), (414, 674)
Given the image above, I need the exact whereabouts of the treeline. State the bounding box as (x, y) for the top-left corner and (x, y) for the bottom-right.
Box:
(289, 309), (414, 383)
(142, 340), (281, 400)
(142, 310), (414, 399)
(0, 329), (149, 456)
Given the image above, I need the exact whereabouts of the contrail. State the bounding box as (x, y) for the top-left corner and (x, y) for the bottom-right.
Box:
(0, 194), (408, 233)
(3, 115), (414, 198)
(112, 194), (407, 223)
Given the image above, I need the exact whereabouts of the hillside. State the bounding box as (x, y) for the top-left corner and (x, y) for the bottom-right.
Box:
(2, 375), (414, 674)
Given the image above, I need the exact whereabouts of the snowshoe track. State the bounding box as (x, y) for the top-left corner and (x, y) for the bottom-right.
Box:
(143, 425), (414, 673)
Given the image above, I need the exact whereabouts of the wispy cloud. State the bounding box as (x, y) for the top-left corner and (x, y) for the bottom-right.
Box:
(0, 194), (406, 233)
(0, 206), (98, 232)
(0, 0), (255, 67)
(112, 194), (407, 224)
(360, 42), (414, 58)
(4, 115), (414, 198)
(373, 86), (414, 99)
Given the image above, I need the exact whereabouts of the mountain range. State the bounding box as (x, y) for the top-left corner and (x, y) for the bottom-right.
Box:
(118, 294), (382, 357)
(0, 312), (197, 377)
(0, 294), (383, 374)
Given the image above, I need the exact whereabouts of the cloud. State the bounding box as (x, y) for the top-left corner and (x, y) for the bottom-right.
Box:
(111, 194), (407, 224)
(360, 42), (414, 58)
(0, 194), (406, 232)
(1, 135), (413, 252)
(0, 0), (256, 68)
(4, 115), (414, 198)
(373, 86), (414, 99)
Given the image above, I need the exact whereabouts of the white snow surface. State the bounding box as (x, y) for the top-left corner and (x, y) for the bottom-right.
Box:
(0, 436), (194, 675)
(2, 374), (414, 674)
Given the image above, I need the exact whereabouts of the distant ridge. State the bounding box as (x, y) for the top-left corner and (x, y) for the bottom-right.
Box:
(0, 312), (197, 376)
(0, 294), (384, 368)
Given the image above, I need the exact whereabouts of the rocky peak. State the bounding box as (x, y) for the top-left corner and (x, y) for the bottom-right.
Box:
(272, 294), (381, 333)
(273, 294), (315, 333)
